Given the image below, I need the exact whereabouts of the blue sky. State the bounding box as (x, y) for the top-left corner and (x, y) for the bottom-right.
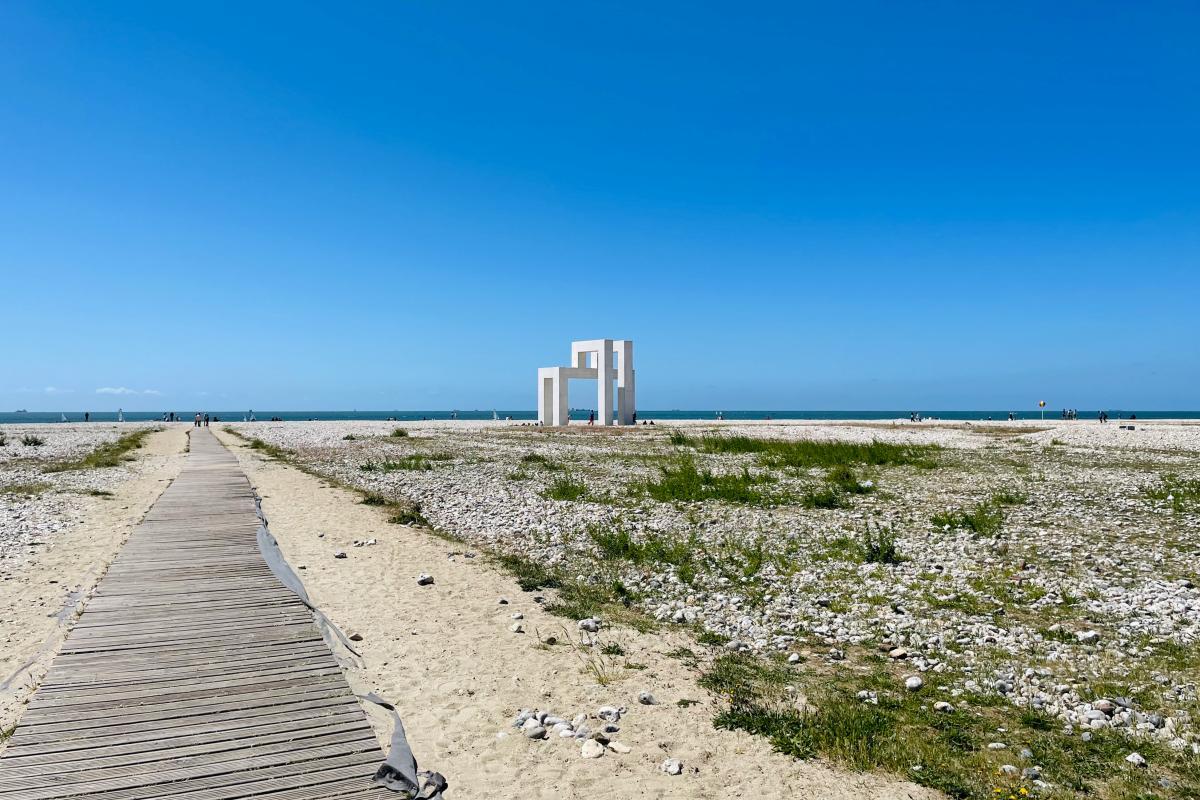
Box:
(2, 2), (1197, 411)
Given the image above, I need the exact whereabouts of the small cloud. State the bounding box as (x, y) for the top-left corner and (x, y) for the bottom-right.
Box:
(96, 386), (161, 396)
(44, 386), (72, 394)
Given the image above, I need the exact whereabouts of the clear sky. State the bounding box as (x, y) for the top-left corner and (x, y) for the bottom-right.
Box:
(2, 2), (1197, 412)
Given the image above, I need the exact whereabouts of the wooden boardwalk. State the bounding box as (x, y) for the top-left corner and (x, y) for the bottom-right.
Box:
(0, 428), (390, 799)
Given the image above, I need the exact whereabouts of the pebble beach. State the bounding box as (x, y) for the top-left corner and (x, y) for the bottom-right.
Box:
(225, 418), (1200, 766)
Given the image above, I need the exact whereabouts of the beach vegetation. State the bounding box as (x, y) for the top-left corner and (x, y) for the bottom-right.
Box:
(45, 429), (155, 471)
(633, 454), (787, 506)
(86, 488), (114, 497)
(342, 434), (357, 440)
(21, 435), (45, 447)
(390, 428), (409, 438)
(931, 501), (1004, 536)
(520, 452), (563, 470)
(701, 651), (1199, 800)
(589, 525), (697, 576)
(544, 475), (588, 501)
(360, 455), (434, 472)
(0, 432), (6, 446)
(358, 491), (427, 526)
(860, 523), (902, 564)
(1145, 473), (1200, 512)
(801, 486), (847, 509)
(1, 482), (50, 496)
(990, 489), (1028, 506)
(671, 433), (939, 470)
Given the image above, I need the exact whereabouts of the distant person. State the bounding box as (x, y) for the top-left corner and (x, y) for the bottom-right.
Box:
(84, 411), (89, 422)
(204, 413), (210, 426)
(1130, 413), (1137, 420)
(588, 411), (595, 426)
(194, 413), (202, 427)
(632, 412), (637, 424)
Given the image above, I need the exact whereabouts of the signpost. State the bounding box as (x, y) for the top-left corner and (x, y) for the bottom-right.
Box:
(1038, 400), (1046, 421)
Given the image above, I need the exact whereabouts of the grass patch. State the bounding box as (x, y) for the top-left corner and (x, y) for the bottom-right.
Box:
(801, 486), (847, 509)
(520, 452), (563, 470)
(634, 454), (786, 506)
(675, 434), (939, 470)
(1145, 473), (1200, 512)
(21, 435), (45, 446)
(589, 526), (697, 576)
(703, 652), (1200, 800)
(1, 482), (50, 496)
(359, 492), (427, 526)
(931, 501), (1004, 536)
(390, 428), (409, 438)
(46, 429), (155, 471)
(86, 488), (115, 497)
(544, 475), (588, 501)
(360, 455), (434, 472)
(861, 523), (902, 564)
(490, 551), (654, 632)
(990, 489), (1028, 506)
(0, 432), (6, 446)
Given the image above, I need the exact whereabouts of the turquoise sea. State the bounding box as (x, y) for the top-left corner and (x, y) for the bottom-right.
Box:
(2, 410), (1197, 424)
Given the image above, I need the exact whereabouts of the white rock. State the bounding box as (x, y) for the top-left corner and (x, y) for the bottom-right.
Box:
(905, 676), (924, 691)
(416, 573), (434, 586)
(608, 741), (631, 754)
(1125, 752), (1147, 768)
(661, 758), (683, 775)
(581, 739), (606, 758)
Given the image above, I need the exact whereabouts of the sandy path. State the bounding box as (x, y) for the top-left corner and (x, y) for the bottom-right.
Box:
(0, 426), (190, 738)
(214, 427), (936, 800)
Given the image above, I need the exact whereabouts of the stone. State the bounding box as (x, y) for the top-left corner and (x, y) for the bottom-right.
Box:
(1075, 630), (1101, 645)
(598, 706), (622, 722)
(348, 632), (364, 642)
(638, 691), (657, 705)
(581, 739), (606, 758)
(578, 618), (600, 633)
(498, 597), (509, 604)
(608, 741), (631, 754)
(905, 676), (924, 691)
(1125, 752), (1147, 768)
(416, 573), (434, 586)
(934, 701), (954, 713)
(1000, 765), (1019, 777)
(661, 758), (683, 775)
(510, 623), (524, 633)
(524, 725), (547, 740)
(511, 612), (524, 620)
(787, 652), (801, 664)
(333, 550), (347, 559)
(888, 647), (908, 659)
(987, 742), (1007, 751)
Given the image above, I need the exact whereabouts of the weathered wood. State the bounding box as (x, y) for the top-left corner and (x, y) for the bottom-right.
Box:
(0, 428), (389, 798)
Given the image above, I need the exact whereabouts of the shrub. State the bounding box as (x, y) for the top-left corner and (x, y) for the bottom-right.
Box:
(860, 523), (902, 564)
(634, 454), (785, 506)
(931, 501), (1003, 536)
(22, 435), (45, 446)
(545, 475), (588, 501)
(391, 428), (409, 438)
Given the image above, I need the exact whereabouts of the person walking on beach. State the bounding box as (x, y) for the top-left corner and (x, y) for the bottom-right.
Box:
(203, 413), (210, 427)
(588, 411), (595, 426)
(84, 411), (89, 422)
(194, 413), (201, 427)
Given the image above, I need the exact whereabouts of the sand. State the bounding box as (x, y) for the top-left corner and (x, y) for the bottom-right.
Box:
(0, 426), (190, 739)
(212, 426), (936, 799)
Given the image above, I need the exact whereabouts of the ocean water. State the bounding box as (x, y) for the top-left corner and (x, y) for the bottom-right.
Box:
(2, 410), (1197, 424)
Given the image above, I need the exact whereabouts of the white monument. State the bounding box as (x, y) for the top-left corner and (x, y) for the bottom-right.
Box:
(537, 339), (635, 426)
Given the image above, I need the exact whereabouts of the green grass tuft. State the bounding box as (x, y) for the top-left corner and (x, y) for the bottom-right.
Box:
(46, 429), (155, 471)
(634, 454), (786, 506)
(22, 434), (45, 446)
(544, 475), (588, 501)
(1, 482), (50, 496)
(1145, 473), (1200, 512)
(931, 501), (1004, 536)
(390, 428), (409, 438)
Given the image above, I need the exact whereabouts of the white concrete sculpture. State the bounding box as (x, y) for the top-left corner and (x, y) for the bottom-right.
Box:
(537, 339), (635, 426)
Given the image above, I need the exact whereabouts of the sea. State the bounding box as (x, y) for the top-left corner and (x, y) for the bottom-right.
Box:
(2, 410), (1198, 424)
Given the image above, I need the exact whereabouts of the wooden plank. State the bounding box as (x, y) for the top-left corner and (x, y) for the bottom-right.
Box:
(0, 428), (389, 797)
